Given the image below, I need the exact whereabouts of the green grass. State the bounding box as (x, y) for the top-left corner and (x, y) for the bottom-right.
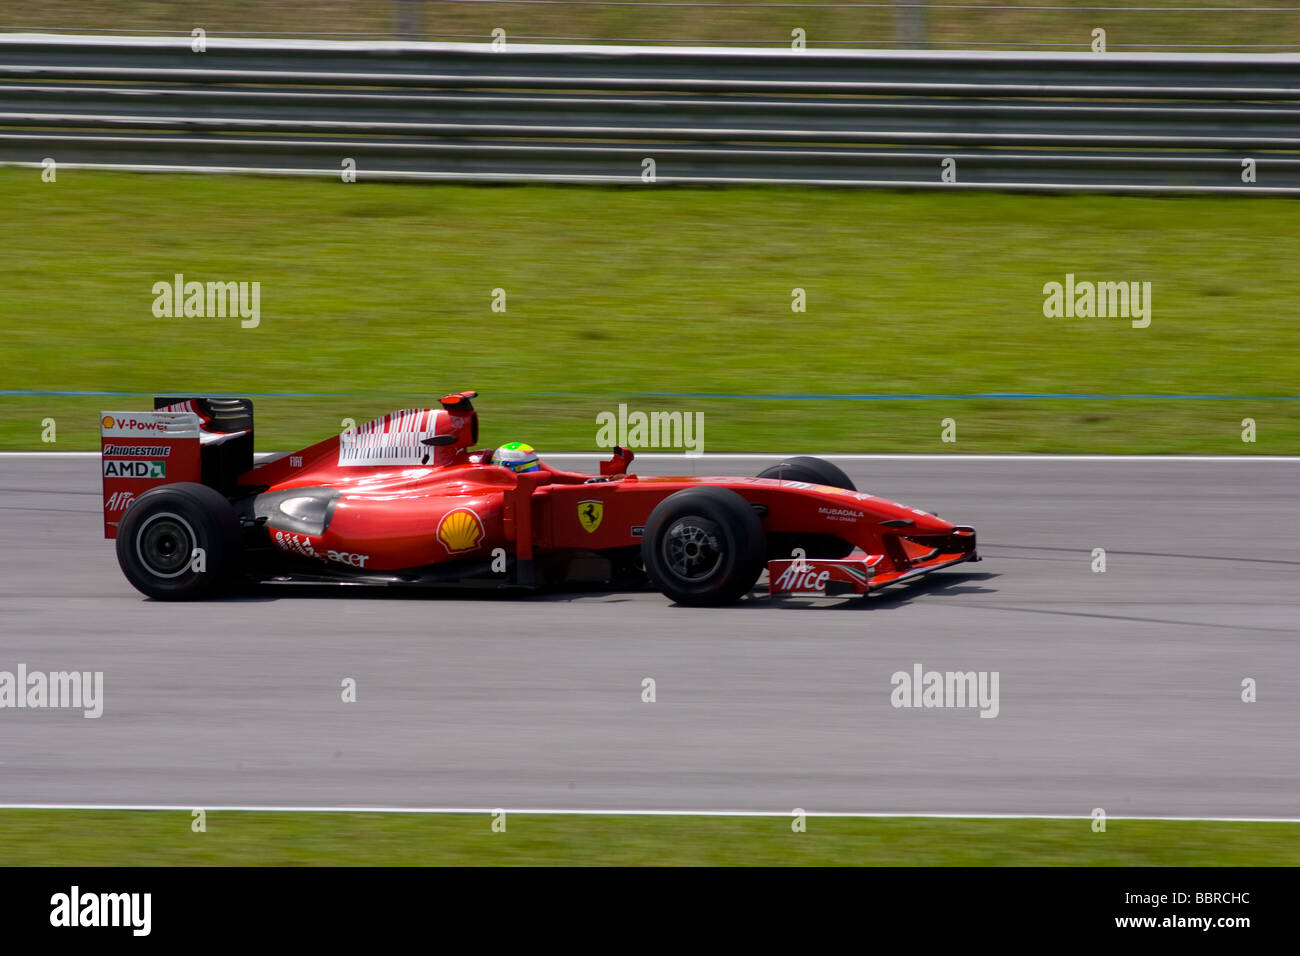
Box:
(1, 168), (1297, 453)
(0, 810), (1296, 866)
(5, 0), (1297, 50)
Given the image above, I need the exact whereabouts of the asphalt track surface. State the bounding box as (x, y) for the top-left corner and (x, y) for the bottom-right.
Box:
(0, 453), (1296, 817)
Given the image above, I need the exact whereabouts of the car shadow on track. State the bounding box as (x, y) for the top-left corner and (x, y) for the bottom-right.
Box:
(203, 581), (659, 605)
(163, 570), (1000, 608)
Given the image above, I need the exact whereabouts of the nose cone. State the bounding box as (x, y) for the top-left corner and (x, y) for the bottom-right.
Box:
(911, 511), (956, 534)
(880, 506), (953, 534)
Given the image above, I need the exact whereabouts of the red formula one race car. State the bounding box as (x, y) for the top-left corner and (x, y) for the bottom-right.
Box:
(100, 391), (978, 606)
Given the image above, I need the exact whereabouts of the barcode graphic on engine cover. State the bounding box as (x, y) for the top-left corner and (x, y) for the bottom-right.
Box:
(338, 409), (438, 467)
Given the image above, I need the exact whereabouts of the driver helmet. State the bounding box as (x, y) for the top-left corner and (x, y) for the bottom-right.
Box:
(492, 441), (540, 473)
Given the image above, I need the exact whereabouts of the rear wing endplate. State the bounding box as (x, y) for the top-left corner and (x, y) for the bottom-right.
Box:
(100, 411), (201, 538)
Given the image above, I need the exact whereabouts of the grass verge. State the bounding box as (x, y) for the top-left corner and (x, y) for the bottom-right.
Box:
(2, 168), (1297, 453)
(4, 1), (1296, 49)
(0, 810), (1297, 866)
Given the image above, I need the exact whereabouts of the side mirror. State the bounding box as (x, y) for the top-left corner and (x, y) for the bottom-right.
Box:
(600, 445), (635, 476)
(420, 433), (458, 464)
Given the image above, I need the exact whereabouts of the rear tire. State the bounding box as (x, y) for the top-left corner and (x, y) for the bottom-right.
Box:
(642, 488), (765, 607)
(757, 456), (856, 560)
(115, 482), (241, 600)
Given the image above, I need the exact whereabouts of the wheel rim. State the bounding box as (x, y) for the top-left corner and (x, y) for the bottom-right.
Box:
(662, 516), (724, 582)
(135, 512), (197, 579)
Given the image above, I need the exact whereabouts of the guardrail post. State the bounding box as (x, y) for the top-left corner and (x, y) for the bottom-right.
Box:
(394, 0), (422, 39)
(894, 0), (928, 49)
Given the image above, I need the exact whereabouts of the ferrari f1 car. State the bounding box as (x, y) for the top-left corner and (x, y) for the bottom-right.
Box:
(100, 391), (978, 606)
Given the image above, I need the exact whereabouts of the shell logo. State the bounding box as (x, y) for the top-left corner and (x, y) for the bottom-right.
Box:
(437, 507), (485, 553)
(101, 415), (115, 429)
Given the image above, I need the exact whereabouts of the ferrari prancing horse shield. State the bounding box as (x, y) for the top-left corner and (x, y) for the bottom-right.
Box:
(578, 499), (603, 533)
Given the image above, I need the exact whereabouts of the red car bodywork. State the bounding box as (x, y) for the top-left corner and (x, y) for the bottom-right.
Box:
(101, 391), (979, 600)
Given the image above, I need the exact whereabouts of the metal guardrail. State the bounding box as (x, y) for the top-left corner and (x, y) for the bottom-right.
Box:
(1, 34), (1299, 192)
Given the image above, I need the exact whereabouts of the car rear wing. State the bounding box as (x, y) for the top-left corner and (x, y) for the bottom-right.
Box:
(100, 396), (255, 538)
(100, 411), (202, 538)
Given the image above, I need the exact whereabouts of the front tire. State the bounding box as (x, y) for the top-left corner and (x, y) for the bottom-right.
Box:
(757, 456), (856, 559)
(757, 455), (856, 493)
(115, 483), (242, 600)
(642, 487), (766, 607)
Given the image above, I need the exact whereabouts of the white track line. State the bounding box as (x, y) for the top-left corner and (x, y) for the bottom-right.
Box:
(0, 804), (1296, 822)
(3, 452), (1300, 463)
